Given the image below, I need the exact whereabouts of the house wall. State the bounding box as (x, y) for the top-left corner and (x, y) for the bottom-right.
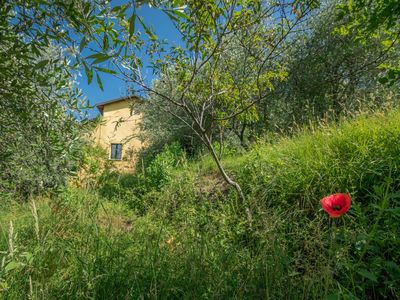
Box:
(93, 99), (143, 172)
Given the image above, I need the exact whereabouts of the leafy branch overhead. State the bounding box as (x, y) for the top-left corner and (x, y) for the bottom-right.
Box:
(336, 0), (400, 84)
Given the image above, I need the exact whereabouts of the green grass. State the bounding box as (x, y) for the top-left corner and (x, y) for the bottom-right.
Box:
(1, 111), (399, 299)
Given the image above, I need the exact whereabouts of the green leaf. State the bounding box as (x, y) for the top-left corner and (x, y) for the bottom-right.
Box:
(86, 53), (108, 60)
(92, 56), (110, 64)
(103, 34), (109, 50)
(129, 12), (135, 38)
(34, 60), (49, 69)
(79, 37), (88, 52)
(164, 11), (179, 22)
(113, 3), (129, 17)
(138, 16), (157, 40)
(5, 261), (21, 272)
(84, 63), (93, 84)
(87, 53), (111, 65)
(31, 44), (41, 56)
(167, 9), (189, 21)
(381, 39), (393, 49)
(0, 281), (8, 291)
(94, 67), (117, 74)
(96, 72), (104, 91)
(357, 269), (378, 282)
(111, 5), (122, 13)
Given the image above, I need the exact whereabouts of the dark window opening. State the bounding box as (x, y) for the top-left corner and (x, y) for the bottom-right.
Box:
(111, 143), (122, 160)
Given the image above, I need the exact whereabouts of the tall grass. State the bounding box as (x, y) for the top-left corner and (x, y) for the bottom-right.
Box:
(0, 111), (399, 299)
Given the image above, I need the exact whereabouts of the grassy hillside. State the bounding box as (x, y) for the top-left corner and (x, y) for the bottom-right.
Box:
(1, 111), (399, 299)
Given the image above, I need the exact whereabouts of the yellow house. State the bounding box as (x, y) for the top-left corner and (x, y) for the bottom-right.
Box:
(93, 96), (143, 172)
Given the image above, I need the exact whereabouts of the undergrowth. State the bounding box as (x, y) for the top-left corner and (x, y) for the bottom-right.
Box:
(0, 111), (399, 299)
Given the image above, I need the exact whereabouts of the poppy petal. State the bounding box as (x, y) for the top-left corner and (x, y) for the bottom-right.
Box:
(320, 193), (351, 218)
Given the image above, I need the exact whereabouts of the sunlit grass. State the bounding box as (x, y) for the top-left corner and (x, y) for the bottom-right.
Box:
(0, 110), (399, 299)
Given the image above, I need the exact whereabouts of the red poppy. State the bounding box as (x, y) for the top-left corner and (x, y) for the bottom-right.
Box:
(320, 193), (351, 218)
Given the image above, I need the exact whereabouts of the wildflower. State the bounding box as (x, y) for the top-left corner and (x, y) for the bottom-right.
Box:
(320, 193), (351, 218)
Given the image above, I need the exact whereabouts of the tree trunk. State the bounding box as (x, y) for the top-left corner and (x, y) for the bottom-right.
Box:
(239, 121), (249, 150)
(203, 134), (253, 227)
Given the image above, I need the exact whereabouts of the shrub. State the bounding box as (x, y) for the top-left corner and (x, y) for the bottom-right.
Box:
(95, 142), (187, 213)
(144, 142), (187, 188)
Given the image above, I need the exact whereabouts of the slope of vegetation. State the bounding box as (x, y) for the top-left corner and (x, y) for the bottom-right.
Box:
(1, 1), (399, 299)
(1, 111), (399, 299)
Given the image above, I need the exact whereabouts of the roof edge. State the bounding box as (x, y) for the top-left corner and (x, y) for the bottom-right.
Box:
(96, 95), (141, 114)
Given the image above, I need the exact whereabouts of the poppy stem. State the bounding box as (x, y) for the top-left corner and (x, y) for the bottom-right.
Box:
(328, 218), (337, 271)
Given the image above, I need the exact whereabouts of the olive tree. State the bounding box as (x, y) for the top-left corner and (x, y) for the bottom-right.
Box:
(96, 0), (319, 223)
(336, 0), (400, 84)
(255, 0), (400, 132)
(0, 1), (89, 196)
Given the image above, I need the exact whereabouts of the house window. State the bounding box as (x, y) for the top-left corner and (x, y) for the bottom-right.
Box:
(110, 143), (122, 160)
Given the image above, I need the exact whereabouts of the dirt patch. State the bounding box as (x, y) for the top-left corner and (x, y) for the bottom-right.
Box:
(197, 172), (230, 196)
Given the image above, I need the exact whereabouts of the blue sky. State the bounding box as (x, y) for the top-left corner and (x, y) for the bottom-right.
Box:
(78, 4), (182, 117)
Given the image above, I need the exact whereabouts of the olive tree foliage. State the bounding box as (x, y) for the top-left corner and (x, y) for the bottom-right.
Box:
(137, 77), (203, 160)
(138, 25), (289, 157)
(138, 0), (399, 157)
(254, 0), (400, 133)
(336, 0), (400, 84)
(0, 2), (88, 197)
